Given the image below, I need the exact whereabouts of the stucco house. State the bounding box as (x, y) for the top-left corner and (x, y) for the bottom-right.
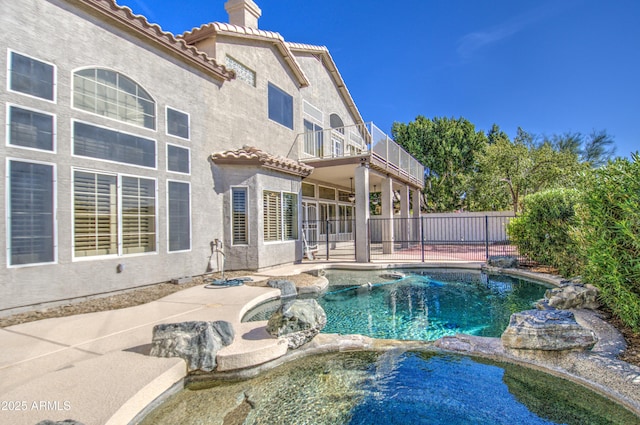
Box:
(0, 0), (423, 314)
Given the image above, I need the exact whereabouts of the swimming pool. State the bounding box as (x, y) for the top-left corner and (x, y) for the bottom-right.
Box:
(244, 269), (551, 340)
(140, 350), (640, 425)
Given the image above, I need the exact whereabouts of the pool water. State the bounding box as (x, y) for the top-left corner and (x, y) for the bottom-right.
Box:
(319, 269), (550, 340)
(244, 269), (551, 341)
(140, 351), (640, 425)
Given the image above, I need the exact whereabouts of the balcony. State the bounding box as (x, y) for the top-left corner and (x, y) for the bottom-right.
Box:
(293, 122), (424, 189)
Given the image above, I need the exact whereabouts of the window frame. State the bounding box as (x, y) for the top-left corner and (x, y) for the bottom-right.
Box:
(72, 119), (157, 169)
(72, 67), (156, 130)
(7, 49), (56, 103)
(166, 143), (191, 175)
(6, 103), (57, 153)
(6, 158), (57, 268)
(267, 82), (294, 130)
(231, 186), (249, 246)
(263, 190), (298, 243)
(165, 106), (190, 140)
(71, 168), (158, 261)
(167, 180), (192, 253)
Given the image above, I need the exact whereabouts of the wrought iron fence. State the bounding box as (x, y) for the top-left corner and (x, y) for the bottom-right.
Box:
(302, 219), (356, 260)
(369, 215), (521, 262)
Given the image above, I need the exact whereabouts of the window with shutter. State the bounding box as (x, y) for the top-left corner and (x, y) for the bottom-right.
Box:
(263, 190), (298, 242)
(8, 160), (55, 266)
(73, 121), (156, 168)
(263, 191), (281, 242)
(168, 181), (191, 252)
(167, 144), (190, 174)
(73, 170), (156, 258)
(8, 105), (55, 151)
(232, 187), (248, 245)
(9, 51), (55, 101)
(121, 177), (156, 254)
(73, 171), (118, 257)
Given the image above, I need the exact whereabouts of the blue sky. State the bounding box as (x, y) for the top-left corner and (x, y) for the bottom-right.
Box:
(117, 0), (639, 158)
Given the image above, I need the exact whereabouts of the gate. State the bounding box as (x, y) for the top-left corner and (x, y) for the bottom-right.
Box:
(303, 219), (355, 260)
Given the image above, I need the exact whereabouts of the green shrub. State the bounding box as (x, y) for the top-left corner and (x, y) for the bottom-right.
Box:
(507, 188), (581, 276)
(575, 154), (640, 331)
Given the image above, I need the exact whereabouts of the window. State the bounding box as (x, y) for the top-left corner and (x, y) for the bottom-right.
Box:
(168, 181), (191, 252)
(318, 186), (335, 200)
(301, 182), (315, 198)
(268, 83), (293, 129)
(7, 160), (55, 266)
(121, 177), (156, 255)
(263, 190), (297, 242)
(8, 105), (55, 151)
(73, 68), (155, 129)
(167, 144), (190, 174)
(330, 113), (345, 134)
(166, 108), (189, 139)
(74, 121), (156, 168)
(9, 51), (55, 101)
(283, 193), (298, 240)
(225, 56), (256, 87)
(73, 170), (156, 257)
(339, 205), (353, 233)
(232, 187), (248, 245)
(303, 120), (323, 157)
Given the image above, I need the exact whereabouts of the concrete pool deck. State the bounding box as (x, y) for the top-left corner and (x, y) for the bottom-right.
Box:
(1, 262), (639, 424)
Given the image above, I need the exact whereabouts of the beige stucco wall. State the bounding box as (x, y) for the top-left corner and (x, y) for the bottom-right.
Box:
(0, 0), (368, 313)
(0, 0), (230, 312)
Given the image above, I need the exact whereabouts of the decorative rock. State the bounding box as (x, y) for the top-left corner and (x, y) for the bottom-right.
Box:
(267, 279), (298, 300)
(266, 299), (326, 349)
(536, 282), (600, 310)
(487, 255), (519, 268)
(501, 309), (597, 351)
(150, 321), (234, 372)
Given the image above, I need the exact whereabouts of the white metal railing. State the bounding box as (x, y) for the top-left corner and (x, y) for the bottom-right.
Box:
(294, 122), (424, 187)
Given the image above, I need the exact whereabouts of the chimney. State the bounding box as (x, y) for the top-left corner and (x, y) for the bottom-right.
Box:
(224, 0), (262, 28)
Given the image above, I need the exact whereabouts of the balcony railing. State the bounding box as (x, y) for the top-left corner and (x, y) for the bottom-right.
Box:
(294, 122), (424, 187)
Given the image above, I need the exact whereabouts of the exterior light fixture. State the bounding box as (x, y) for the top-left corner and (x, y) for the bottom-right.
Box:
(348, 177), (356, 202)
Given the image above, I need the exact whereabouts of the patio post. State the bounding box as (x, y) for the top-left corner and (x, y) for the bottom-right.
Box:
(355, 164), (370, 262)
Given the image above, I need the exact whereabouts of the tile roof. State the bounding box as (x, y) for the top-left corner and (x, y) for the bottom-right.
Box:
(210, 146), (313, 177)
(181, 23), (310, 87)
(78, 0), (234, 81)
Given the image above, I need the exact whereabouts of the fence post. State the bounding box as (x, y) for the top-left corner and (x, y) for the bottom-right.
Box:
(421, 216), (425, 262)
(326, 220), (330, 260)
(485, 215), (490, 260)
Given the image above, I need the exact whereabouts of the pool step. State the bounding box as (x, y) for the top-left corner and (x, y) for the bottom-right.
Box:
(216, 321), (288, 371)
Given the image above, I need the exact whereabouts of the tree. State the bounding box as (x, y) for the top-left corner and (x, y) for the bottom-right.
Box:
(392, 116), (487, 212)
(473, 127), (584, 213)
(546, 129), (616, 167)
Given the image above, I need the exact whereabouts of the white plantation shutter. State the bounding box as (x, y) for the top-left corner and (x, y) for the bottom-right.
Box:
(263, 191), (281, 242)
(73, 171), (118, 257)
(121, 177), (156, 254)
(232, 188), (248, 245)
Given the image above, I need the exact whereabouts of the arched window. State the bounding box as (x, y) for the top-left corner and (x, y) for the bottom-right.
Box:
(330, 113), (344, 134)
(73, 68), (156, 130)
